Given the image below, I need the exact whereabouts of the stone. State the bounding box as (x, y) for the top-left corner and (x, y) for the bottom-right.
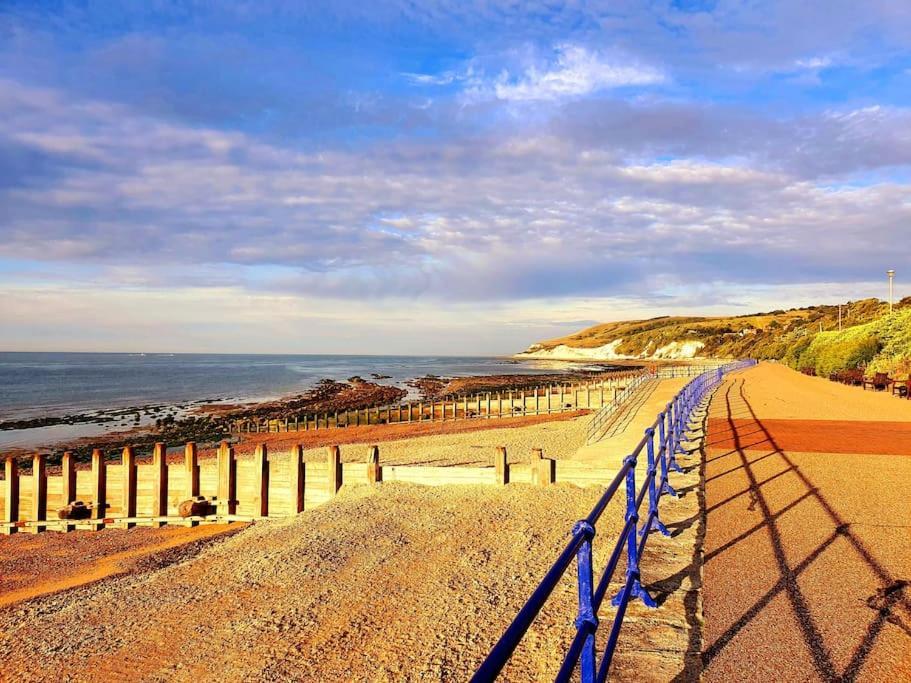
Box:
(57, 501), (91, 520)
(178, 496), (215, 518)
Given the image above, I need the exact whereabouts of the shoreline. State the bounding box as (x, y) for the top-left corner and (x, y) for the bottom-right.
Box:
(0, 364), (641, 458)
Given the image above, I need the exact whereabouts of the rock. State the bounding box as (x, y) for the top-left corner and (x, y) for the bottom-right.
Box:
(57, 501), (91, 520)
(178, 496), (216, 518)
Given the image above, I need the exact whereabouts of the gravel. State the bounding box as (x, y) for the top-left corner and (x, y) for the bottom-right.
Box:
(0, 482), (625, 682)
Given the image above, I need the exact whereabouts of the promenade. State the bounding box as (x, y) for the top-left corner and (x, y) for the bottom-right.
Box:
(703, 363), (911, 681)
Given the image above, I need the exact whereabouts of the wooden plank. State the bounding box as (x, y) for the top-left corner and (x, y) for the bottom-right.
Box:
(327, 445), (342, 496)
(91, 449), (106, 522)
(120, 447), (136, 528)
(152, 443), (168, 526)
(185, 442), (199, 498)
(217, 441), (236, 516)
(61, 450), (76, 505)
(367, 445), (381, 484)
(253, 444), (269, 517)
(3, 456), (19, 534)
(32, 452), (47, 532)
(495, 446), (508, 485)
(381, 466), (493, 486)
(288, 445), (304, 513)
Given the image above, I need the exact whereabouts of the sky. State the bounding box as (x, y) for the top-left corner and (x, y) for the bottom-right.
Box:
(1, 1), (910, 355)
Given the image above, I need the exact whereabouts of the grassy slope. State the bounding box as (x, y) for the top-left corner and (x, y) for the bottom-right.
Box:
(527, 297), (911, 377)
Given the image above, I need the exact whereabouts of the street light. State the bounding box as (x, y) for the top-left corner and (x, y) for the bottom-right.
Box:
(887, 269), (895, 313)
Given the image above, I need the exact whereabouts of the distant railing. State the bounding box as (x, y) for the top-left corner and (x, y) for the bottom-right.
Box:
(472, 359), (757, 682)
(584, 372), (656, 445)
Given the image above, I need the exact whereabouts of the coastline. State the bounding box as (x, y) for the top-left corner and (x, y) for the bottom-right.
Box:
(0, 360), (638, 458)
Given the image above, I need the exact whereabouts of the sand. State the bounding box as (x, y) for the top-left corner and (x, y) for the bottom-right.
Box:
(702, 363), (911, 682)
(0, 377), (705, 681)
(230, 410), (593, 466)
(0, 483), (616, 682)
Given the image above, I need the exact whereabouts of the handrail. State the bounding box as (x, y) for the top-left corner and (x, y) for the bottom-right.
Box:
(472, 359), (757, 682)
(585, 371), (655, 444)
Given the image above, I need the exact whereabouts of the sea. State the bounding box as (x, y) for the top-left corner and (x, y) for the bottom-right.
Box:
(0, 352), (610, 450)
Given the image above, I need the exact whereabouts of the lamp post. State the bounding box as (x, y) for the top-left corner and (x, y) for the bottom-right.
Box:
(887, 269), (895, 313)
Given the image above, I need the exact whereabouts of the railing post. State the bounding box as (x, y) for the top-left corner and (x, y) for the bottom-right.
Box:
(612, 456), (657, 608)
(659, 408), (677, 497)
(573, 520), (598, 683)
(641, 428), (670, 537)
(669, 395), (685, 472)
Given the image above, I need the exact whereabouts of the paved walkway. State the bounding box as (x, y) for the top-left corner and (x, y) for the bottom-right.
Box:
(703, 363), (911, 682)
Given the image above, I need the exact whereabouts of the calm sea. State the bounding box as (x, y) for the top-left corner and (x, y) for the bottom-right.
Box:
(0, 352), (604, 449)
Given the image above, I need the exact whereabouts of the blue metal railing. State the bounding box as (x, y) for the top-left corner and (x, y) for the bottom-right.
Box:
(473, 359), (757, 682)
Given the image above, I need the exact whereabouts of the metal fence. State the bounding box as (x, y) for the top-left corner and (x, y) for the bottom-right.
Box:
(472, 359), (757, 682)
(584, 372), (656, 445)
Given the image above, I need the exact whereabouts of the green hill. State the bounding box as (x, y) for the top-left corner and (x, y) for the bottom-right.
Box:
(519, 297), (911, 378)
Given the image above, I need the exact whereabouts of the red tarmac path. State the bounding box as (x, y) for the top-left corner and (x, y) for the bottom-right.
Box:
(702, 363), (911, 682)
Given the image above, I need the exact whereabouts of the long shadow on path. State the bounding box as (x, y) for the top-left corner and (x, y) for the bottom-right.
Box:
(702, 379), (910, 682)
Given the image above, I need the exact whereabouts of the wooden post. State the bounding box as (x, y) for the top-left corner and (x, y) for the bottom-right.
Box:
(441, 399), (446, 422)
(486, 393), (491, 419)
(559, 385), (565, 410)
(327, 445), (342, 496)
(151, 443), (168, 526)
(531, 447), (543, 486)
(30, 452), (47, 532)
(367, 445), (382, 484)
(254, 444), (269, 518)
(600, 382), (604, 407)
(531, 448), (554, 485)
(119, 446), (136, 528)
(495, 446), (508, 485)
(498, 393), (503, 418)
(3, 456), (19, 535)
(185, 442), (199, 498)
(289, 445), (305, 513)
(61, 450), (76, 506)
(91, 448), (106, 523)
(217, 441), (236, 517)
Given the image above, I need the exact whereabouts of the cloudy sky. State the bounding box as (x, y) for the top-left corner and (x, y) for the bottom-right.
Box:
(1, 2), (909, 354)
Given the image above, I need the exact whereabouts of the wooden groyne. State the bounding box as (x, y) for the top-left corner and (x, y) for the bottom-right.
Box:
(1, 442), (625, 534)
(233, 371), (648, 434)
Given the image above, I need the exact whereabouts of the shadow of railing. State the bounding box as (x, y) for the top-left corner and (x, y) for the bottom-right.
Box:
(702, 378), (911, 681)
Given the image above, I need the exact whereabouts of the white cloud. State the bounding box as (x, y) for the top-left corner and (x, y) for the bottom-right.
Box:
(471, 45), (665, 102)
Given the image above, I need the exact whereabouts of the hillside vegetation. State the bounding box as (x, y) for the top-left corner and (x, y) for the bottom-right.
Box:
(520, 297), (911, 378)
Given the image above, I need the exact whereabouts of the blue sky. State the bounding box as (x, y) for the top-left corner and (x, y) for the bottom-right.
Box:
(1, 1), (910, 354)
